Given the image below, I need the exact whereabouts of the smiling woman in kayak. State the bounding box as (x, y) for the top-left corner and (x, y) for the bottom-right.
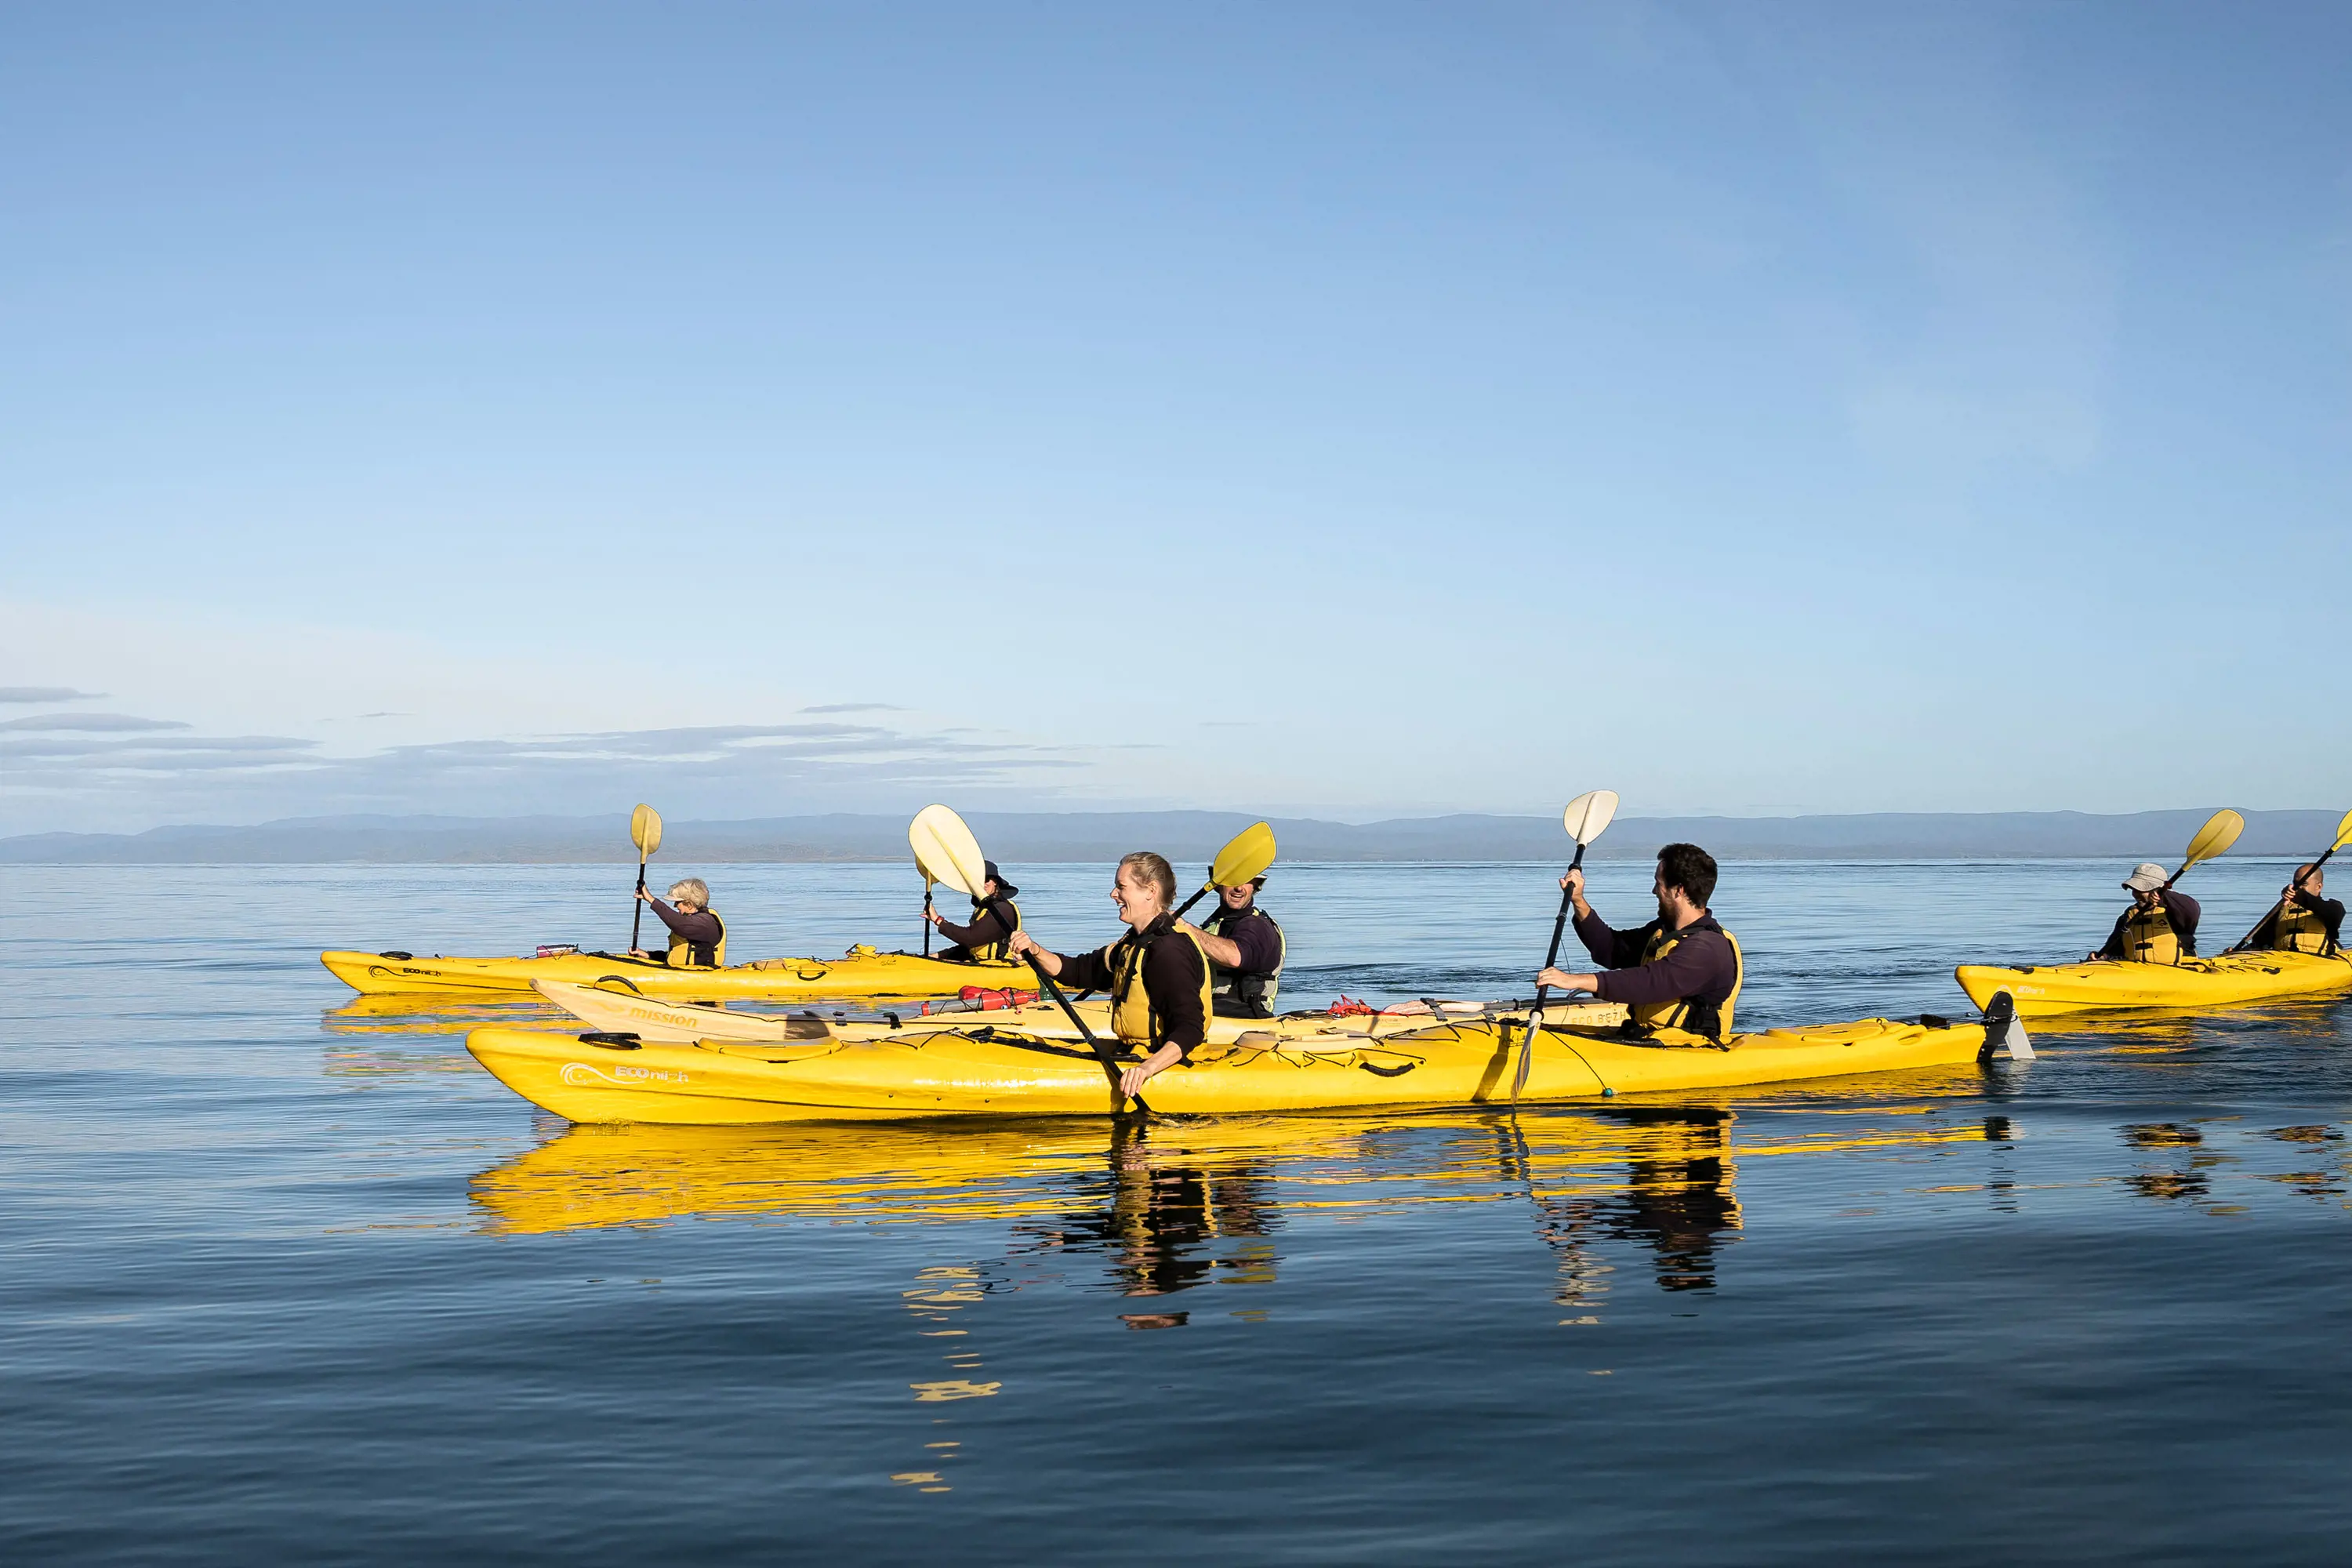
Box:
(1007, 851), (1209, 1098)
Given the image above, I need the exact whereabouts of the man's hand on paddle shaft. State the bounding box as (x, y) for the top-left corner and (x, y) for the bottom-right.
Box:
(1558, 866), (1592, 918)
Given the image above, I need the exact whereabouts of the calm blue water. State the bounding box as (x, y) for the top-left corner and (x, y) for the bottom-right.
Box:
(5, 857), (2350, 1563)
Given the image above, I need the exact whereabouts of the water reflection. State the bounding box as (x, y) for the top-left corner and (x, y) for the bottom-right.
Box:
(322, 995), (558, 1037)
(466, 1099), (2352, 1324)
(469, 1120), (1109, 1232)
(467, 1109), (1803, 1316)
(1556, 1109), (1738, 1294)
(1011, 1123), (1280, 1327)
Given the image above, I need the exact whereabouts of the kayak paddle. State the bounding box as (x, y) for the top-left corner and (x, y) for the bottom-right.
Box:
(911, 803), (1149, 1116)
(1515, 789), (1619, 1098)
(909, 804), (975, 927)
(627, 803), (662, 953)
(2168, 808), (2243, 887)
(1173, 822), (1278, 921)
(2230, 807), (2352, 952)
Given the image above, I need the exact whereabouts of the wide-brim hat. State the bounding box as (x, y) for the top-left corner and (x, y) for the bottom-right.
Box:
(2122, 862), (2168, 893)
(982, 860), (1019, 898)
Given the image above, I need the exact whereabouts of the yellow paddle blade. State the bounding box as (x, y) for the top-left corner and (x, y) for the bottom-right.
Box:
(630, 803), (662, 859)
(2331, 808), (2352, 853)
(1209, 822), (1277, 888)
(1563, 789), (1620, 847)
(909, 804), (989, 897)
(2178, 808), (2244, 874)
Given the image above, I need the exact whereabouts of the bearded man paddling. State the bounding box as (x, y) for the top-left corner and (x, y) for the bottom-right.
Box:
(1536, 842), (1743, 1044)
(1179, 873), (1286, 1018)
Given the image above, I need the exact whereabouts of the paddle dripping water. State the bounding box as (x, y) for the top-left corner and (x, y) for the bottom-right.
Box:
(6, 858), (2352, 1562)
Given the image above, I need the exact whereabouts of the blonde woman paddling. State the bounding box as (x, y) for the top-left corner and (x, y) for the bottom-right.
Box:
(1008, 851), (1209, 1100)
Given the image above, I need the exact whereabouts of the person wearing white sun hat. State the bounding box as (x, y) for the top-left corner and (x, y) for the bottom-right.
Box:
(2091, 862), (2200, 965)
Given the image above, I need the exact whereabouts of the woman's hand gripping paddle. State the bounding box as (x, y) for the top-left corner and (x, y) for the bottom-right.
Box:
(2231, 808), (2352, 951)
(912, 804), (1150, 1116)
(1515, 789), (1619, 1099)
(627, 804), (662, 953)
(1173, 822), (1278, 921)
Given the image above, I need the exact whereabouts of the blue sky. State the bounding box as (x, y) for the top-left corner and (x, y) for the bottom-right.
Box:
(3, 2), (2347, 834)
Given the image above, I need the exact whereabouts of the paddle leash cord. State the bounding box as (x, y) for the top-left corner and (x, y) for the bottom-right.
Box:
(1522, 1013), (1613, 1098)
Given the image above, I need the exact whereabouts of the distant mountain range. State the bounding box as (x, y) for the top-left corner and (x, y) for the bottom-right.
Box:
(0, 808), (2336, 864)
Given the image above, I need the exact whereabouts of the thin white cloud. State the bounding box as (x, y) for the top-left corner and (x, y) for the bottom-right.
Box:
(0, 717), (1094, 834)
(0, 687), (107, 703)
(0, 713), (191, 733)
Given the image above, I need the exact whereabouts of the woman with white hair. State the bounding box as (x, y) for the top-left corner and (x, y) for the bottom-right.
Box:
(632, 877), (728, 967)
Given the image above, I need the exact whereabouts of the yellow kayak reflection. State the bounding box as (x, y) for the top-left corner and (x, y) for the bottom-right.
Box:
(471, 1104), (2007, 1303)
(323, 994), (562, 1036)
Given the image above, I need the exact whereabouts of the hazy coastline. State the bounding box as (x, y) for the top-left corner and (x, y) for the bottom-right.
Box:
(3, 806), (2337, 866)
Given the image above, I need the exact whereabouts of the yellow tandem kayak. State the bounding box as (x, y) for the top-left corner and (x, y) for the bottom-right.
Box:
(463, 1011), (2002, 1124)
(320, 944), (1036, 1000)
(1955, 949), (2352, 1018)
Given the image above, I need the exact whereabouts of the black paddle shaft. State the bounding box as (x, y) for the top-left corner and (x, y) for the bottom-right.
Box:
(1512, 842), (1589, 1097)
(923, 887), (933, 957)
(629, 862), (648, 952)
(1529, 843), (1590, 1015)
(1022, 953), (1152, 1116)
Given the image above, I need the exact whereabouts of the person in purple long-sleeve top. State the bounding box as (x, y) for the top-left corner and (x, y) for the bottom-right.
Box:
(631, 877), (727, 967)
(1179, 875), (1286, 1018)
(1536, 843), (1744, 1044)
